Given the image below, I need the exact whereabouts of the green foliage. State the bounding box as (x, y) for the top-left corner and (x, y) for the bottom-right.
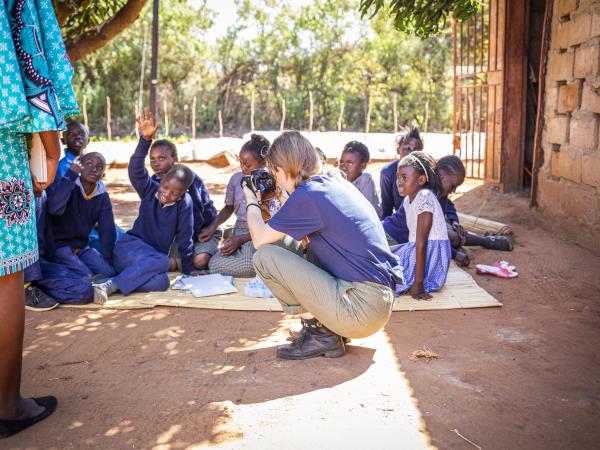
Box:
(70, 0), (454, 137)
(56, 0), (128, 43)
(359, 0), (480, 38)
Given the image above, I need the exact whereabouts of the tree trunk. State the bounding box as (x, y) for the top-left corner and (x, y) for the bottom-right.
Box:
(66, 0), (149, 62)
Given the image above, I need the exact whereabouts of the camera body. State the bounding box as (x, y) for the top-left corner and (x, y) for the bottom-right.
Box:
(240, 168), (276, 194)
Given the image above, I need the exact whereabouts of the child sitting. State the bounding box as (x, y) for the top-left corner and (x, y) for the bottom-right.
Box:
(46, 120), (90, 195)
(437, 155), (513, 264)
(147, 138), (218, 270)
(199, 134), (270, 278)
(339, 141), (382, 218)
(392, 151), (451, 300)
(380, 126), (423, 218)
(92, 111), (196, 303)
(47, 152), (116, 279)
(25, 184), (93, 309)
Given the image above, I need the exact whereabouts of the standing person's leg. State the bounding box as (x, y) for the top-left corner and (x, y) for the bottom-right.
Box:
(52, 246), (93, 278)
(78, 247), (115, 278)
(0, 271), (56, 432)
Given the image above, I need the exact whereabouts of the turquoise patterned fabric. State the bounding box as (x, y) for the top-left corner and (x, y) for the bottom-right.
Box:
(0, 0), (78, 275)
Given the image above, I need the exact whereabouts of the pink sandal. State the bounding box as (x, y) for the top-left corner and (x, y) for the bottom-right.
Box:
(476, 260), (518, 278)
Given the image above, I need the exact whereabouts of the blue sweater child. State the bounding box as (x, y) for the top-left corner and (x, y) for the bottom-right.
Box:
(93, 113), (196, 303)
(25, 190), (94, 306)
(380, 128), (424, 218)
(148, 138), (217, 269)
(47, 152), (116, 279)
(46, 121), (90, 195)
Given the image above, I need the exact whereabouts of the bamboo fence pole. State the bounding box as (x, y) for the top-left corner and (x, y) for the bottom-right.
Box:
(192, 96), (196, 139)
(337, 98), (344, 132)
(218, 109), (223, 137)
(163, 98), (169, 136)
(308, 90), (314, 132)
(83, 94), (88, 130)
(106, 96), (112, 141)
(280, 98), (286, 131)
(250, 90), (255, 132)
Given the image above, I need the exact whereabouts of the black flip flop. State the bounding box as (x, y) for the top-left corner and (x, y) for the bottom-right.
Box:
(0, 396), (57, 439)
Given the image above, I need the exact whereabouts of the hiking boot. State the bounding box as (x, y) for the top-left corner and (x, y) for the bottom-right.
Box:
(483, 235), (513, 251)
(288, 319), (351, 344)
(277, 318), (345, 360)
(24, 286), (58, 312)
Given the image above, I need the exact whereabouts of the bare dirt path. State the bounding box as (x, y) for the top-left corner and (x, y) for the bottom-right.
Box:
(6, 163), (600, 449)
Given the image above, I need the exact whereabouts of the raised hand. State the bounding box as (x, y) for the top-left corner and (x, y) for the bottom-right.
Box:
(136, 109), (159, 140)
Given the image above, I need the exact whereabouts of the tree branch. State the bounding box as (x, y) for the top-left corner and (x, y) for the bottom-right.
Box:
(65, 0), (149, 61)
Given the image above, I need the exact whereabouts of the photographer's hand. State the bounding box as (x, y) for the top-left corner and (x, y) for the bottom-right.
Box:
(242, 181), (260, 205)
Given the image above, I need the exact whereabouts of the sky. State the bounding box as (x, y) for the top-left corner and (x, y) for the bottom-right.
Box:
(190, 0), (316, 42)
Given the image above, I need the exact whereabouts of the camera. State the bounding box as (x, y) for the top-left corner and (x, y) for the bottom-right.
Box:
(240, 168), (276, 194)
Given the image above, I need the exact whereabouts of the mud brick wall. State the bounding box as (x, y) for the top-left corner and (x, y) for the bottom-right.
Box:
(539, 0), (600, 237)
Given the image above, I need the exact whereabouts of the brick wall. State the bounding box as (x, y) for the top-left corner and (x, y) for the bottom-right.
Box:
(538, 0), (600, 238)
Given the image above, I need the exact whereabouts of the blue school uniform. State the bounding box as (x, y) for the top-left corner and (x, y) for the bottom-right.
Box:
(151, 172), (217, 238)
(268, 172), (402, 289)
(380, 160), (404, 218)
(24, 192), (93, 304)
(47, 169), (116, 277)
(392, 189), (451, 295)
(46, 148), (76, 195)
(112, 137), (194, 296)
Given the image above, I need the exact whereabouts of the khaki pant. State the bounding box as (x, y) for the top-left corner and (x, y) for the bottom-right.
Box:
(253, 239), (395, 339)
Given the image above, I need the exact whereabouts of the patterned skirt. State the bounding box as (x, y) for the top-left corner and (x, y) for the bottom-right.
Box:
(0, 130), (38, 276)
(393, 239), (452, 295)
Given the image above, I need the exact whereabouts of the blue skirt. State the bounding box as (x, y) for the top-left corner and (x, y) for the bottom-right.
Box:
(393, 239), (452, 295)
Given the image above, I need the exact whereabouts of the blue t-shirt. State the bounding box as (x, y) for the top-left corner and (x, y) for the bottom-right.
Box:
(268, 173), (402, 289)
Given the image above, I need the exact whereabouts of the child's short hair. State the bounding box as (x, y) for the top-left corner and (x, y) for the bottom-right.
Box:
(66, 120), (87, 133)
(399, 151), (442, 196)
(342, 141), (370, 164)
(81, 151), (106, 167)
(241, 134), (270, 163)
(164, 164), (194, 191)
(151, 139), (177, 158)
(396, 126), (424, 148)
(437, 154), (466, 178)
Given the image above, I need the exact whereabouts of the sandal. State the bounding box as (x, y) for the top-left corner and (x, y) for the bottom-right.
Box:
(0, 396), (57, 439)
(475, 260), (518, 278)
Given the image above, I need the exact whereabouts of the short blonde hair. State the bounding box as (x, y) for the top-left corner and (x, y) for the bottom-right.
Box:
(266, 131), (321, 186)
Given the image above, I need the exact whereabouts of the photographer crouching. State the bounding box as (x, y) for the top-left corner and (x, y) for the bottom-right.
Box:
(242, 131), (403, 360)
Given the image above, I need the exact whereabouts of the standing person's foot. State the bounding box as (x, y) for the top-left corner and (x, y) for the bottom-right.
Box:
(287, 318), (351, 343)
(92, 279), (118, 304)
(484, 235), (513, 251)
(278, 318), (345, 359)
(24, 286), (58, 312)
(0, 396), (57, 438)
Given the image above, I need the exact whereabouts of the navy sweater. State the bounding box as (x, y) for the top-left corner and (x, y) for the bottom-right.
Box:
(129, 138), (195, 274)
(380, 160), (404, 219)
(47, 169), (116, 261)
(151, 172), (217, 238)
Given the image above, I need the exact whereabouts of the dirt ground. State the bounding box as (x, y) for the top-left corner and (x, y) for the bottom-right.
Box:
(6, 162), (600, 450)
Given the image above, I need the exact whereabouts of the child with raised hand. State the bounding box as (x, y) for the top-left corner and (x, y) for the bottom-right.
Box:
(47, 152), (116, 279)
(92, 111), (197, 303)
(380, 126), (423, 218)
(46, 120), (90, 195)
(147, 138), (218, 271)
(339, 141), (382, 218)
(392, 151), (451, 300)
(200, 134), (271, 278)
